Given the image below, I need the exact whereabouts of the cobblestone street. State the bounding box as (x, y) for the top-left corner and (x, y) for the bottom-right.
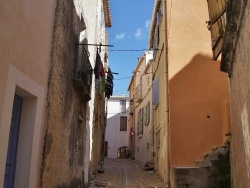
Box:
(89, 158), (167, 188)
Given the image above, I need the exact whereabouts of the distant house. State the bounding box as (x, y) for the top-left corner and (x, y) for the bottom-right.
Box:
(128, 51), (154, 164)
(105, 96), (130, 158)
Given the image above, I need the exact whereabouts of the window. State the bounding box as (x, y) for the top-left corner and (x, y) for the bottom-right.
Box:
(137, 108), (144, 135)
(120, 116), (127, 131)
(153, 79), (159, 107)
(157, 2), (163, 26)
(145, 102), (150, 125)
(120, 100), (126, 113)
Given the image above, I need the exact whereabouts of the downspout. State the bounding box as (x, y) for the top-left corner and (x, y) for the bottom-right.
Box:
(163, 0), (170, 186)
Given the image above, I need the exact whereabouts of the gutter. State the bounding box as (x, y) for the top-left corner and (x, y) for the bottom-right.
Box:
(163, 0), (170, 186)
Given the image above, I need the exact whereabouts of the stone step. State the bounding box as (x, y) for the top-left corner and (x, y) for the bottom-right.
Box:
(196, 146), (229, 167)
(173, 167), (210, 188)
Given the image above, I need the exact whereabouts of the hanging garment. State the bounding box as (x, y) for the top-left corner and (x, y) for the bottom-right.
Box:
(105, 68), (114, 99)
(99, 61), (105, 77)
(104, 53), (108, 63)
(94, 52), (101, 79)
(100, 62), (105, 92)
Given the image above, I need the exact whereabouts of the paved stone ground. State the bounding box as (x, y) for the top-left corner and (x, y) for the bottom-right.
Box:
(89, 158), (167, 188)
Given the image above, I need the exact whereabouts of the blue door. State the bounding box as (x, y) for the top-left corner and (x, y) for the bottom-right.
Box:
(4, 95), (23, 188)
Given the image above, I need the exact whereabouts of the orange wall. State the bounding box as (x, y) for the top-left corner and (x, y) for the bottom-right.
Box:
(169, 54), (230, 166)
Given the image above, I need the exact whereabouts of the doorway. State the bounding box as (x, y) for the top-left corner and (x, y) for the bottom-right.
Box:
(4, 95), (23, 188)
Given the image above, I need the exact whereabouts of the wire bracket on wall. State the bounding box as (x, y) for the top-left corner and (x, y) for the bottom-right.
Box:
(76, 43), (114, 52)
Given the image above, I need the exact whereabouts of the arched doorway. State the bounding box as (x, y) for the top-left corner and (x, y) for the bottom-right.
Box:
(117, 146), (130, 158)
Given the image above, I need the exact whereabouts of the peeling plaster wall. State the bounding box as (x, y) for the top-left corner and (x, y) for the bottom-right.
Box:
(41, 0), (108, 187)
(41, 0), (86, 187)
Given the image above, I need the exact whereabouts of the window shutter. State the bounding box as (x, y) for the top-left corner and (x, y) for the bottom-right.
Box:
(153, 79), (159, 107)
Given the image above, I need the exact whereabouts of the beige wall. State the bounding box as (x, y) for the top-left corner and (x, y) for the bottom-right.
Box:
(167, 0), (230, 166)
(151, 12), (168, 181)
(0, 0), (56, 187)
(134, 56), (153, 164)
(128, 76), (136, 156)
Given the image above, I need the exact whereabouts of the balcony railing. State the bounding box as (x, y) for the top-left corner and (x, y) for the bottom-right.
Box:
(135, 84), (143, 103)
(73, 45), (93, 102)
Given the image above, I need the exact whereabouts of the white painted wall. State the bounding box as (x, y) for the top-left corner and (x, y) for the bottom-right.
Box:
(106, 97), (129, 158)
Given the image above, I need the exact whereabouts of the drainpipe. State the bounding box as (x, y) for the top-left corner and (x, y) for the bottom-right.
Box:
(163, 0), (170, 186)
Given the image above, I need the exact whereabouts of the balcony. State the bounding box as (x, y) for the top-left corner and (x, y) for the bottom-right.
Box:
(135, 84), (143, 103)
(73, 46), (93, 102)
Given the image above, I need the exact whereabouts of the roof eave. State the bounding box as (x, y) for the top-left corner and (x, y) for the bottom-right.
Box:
(103, 0), (112, 28)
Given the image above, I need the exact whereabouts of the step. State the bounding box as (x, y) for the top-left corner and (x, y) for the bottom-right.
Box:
(173, 167), (210, 188)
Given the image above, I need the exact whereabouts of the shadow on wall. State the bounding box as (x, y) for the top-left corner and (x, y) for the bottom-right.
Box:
(169, 53), (231, 166)
(106, 107), (129, 158)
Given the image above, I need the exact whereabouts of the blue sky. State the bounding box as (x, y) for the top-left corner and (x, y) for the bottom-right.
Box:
(107, 0), (154, 96)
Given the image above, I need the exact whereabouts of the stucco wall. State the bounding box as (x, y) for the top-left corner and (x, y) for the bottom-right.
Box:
(150, 3), (169, 180)
(0, 0), (56, 187)
(229, 0), (250, 186)
(167, 0), (230, 167)
(106, 99), (129, 158)
(170, 54), (230, 166)
(134, 56), (153, 164)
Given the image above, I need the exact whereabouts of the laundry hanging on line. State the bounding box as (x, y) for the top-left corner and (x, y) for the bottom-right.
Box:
(105, 68), (114, 99)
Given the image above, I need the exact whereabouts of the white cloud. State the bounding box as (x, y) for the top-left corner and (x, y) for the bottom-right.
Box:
(134, 28), (143, 39)
(145, 20), (151, 29)
(116, 32), (125, 40)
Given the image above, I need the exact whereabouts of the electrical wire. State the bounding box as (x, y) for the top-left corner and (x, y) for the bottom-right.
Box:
(113, 72), (153, 80)
(97, 48), (161, 52)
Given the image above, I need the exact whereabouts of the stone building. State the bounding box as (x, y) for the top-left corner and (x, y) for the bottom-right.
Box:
(207, 0), (250, 187)
(0, 0), (112, 187)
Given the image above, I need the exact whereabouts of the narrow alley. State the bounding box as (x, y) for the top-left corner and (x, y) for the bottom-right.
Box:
(1, 0), (250, 187)
(89, 158), (167, 188)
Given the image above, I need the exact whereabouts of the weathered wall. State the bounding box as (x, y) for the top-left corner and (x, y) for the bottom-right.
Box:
(40, 0), (86, 187)
(229, 0), (250, 186)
